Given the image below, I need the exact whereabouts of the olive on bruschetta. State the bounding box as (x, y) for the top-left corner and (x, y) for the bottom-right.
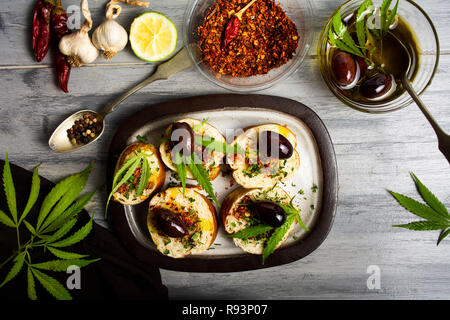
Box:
(159, 118), (226, 181)
(220, 186), (303, 262)
(110, 142), (165, 206)
(147, 186), (218, 258)
(226, 124), (300, 189)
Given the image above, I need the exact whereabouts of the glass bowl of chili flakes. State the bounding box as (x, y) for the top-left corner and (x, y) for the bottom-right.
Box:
(184, 0), (314, 91)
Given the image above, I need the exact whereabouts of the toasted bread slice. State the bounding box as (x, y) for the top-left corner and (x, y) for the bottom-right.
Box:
(159, 118), (225, 180)
(220, 186), (297, 255)
(147, 186), (218, 258)
(226, 124), (300, 189)
(113, 142), (165, 205)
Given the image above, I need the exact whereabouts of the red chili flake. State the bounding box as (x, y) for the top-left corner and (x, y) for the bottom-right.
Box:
(198, 0), (299, 78)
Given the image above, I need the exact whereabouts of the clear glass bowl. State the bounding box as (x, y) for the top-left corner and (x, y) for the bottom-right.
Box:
(184, 0), (314, 92)
(318, 0), (440, 113)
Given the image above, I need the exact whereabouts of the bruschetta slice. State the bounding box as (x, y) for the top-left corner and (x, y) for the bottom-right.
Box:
(112, 142), (165, 205)
(159, 118), (225, 180)
(220, 186), (298, 255)
(147, 186), (218, 258)
(226, 124), (300, 189)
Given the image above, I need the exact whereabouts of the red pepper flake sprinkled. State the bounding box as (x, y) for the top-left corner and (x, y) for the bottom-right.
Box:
(198, 0), (299, 78)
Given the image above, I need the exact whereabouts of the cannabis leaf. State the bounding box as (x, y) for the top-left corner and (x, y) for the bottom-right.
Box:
(30, 267), (72, 300)
(329, 11), (365, 59)
(280, 204), (309, 231)
(173, 151), (187, 195)
(195, 135), (246, 155)
(3, 149), (17, 224)
(390, 173), (450, 245)
(380, 0), (399, 36)
(106, 149), (154, 213)
(328, 0), (399, 66)
(27, 267), (37, 300)
(0, 151), (99, 300)
(187, 153), (219, 206)
(224, 200), (306, 264)
(262, 213), (297, 264)
(224, 224), (273, 239)
(192, 118), (209, 131)
(356, 0), (373, 49)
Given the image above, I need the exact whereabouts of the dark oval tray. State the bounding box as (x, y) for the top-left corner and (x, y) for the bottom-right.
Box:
(107, 94), (338, 272)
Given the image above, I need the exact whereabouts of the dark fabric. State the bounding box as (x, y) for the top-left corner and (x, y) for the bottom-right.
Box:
(0, 160), (168, 300)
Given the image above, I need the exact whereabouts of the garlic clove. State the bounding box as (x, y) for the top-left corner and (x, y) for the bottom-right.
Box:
(58, 0), (98, 67)
(59, 31), (99, 67)
(92, 4), (128, 60)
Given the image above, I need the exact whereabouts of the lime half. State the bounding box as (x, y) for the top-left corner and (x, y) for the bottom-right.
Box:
(129, 12), (178, 62)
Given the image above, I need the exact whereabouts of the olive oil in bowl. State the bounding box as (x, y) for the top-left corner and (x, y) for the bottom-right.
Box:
(326, 0), (420, 104)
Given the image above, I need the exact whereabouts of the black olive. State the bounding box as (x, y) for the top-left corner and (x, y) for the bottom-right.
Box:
(331, 51), (357, 87)
(254, 201), (287, 228)
(170, 122), (195, 157)
(355, 56), (367, 78)
(155, 208), (188, 238)
(360, 74), (392, 99)
(260, 131), (294, 160)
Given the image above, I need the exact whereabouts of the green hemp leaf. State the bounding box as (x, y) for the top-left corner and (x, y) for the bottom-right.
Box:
(0, 150), (99, 300)
(390, 173), (450, 246)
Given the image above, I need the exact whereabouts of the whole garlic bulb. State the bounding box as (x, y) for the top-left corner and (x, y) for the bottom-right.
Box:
(92, 4), (128, 60)
(59, 0), (98, 67)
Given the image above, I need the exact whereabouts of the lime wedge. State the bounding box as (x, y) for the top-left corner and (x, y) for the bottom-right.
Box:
(129, 12), (178, 62)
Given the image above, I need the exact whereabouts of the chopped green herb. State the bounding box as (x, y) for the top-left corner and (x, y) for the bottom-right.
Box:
(243, 164), (262, 178)
(136, 135), (148, 143)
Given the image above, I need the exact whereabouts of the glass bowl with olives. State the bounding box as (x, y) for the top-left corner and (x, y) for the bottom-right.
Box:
(318, 0), (439, 113)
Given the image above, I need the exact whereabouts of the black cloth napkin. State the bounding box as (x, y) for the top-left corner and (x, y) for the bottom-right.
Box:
(0, 160), (168, 300)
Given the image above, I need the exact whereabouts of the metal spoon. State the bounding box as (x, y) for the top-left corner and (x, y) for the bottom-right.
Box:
(48, 47), (193, 153)
(387, 32), (450, 163)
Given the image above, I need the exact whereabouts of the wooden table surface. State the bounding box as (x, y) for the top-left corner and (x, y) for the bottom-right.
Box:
(1, 0), (449, 300)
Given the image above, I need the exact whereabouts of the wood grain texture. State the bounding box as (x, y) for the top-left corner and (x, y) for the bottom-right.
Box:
(0, 0), (448, 299)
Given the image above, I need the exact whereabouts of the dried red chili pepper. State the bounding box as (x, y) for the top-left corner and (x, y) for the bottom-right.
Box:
(32, 0), (55, 62)
(222, 16), (240, 50)
(51, 0), (71, 93)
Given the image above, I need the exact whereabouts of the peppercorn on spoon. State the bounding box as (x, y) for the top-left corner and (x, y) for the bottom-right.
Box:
(48, 47), (193, 153)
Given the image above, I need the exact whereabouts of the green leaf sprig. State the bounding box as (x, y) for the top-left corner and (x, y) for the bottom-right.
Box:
(328, 0), (399, 65)
(106, 149), (153, 213)
(377, 0), (399, 38)
(224, 198), (309, 264)
(0, 150), (99, 300)
(390, 173), (450, 245)
(194, 135), (247, 156)
(329, 9), (367, 59)
(174, 151), (219, 206)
